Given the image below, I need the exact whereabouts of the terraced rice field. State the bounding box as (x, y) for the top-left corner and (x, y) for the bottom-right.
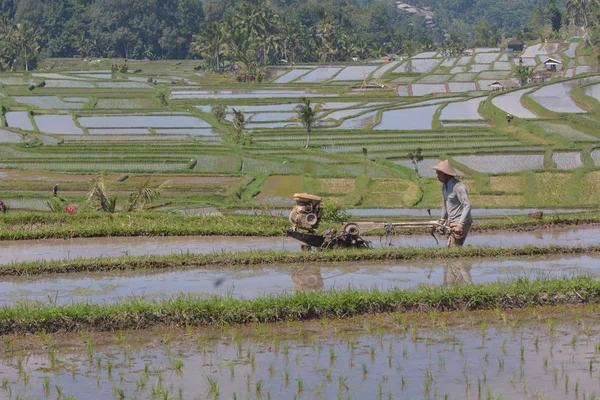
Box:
(454, 154), (545, 173)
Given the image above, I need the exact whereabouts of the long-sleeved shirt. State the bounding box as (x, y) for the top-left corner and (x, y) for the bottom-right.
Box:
(441, 177), (472, 227)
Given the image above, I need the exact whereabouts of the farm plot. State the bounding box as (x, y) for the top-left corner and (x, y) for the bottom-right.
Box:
(12, 96), (85, 109)
(478, 71), (511, 79)
(415, 75), (451, 84)
(576, 66), (597, 75)
(2, 198), (50, 211)
(171, 89), (337, 99)
(456, 56), (472, 65)
(241, 157), (297, 174)
(0, 162), (190, 172)
(474, 53), (500, 63)
(522, 43), (558, 57)
(272, 68), (311, 83)
(96, 81), (152, 89)
(0, 77), (38, 85)
(295, 67), (342, 83)
(332, 66), (379, 81)
(375, 105), (439, 130)
(394, 59), (439, 73)
(397, 85), (410, 96)
(5, 112), (35, 131)
(255, 175), (302, 204)
(528, 76), (600, 113)
(410, 84), (447, 96)
(0, 129), (23, 143)
(534, 122), (598, 141)
(439, 97), (485, 120)
(61, 135), (192, 142)
(564, 42), (579, 58)
(323, 140), (522, 155)
(449, 66), (466, 73)
(247, 122), (301, 129)
(552, 151), (582, 169)
(331, 111), (378, 129)
(492, 62), (512, 71)
(440, 58), (457, 67)
(44, 80), (94, 88)
(454, 154), (545, 173)
(583, 83), (600, 101)
(242, 112), (296, 122)
(34, 115), (83, 135)
(95, 99), (157, 109)
(88, 128), (150, 134)
(469, 64), (491, 72)
(447, 82), (477, 92)
(78, 115), (211, 128)
(155, 129), (221, 137)
(322, 108), (370, 120)
(451, 73), (478, 81)
(492, 88), (538, 118)
(194, 155), (239, 172)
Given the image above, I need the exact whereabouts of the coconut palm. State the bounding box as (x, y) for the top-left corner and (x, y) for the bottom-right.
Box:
(190, 22), (226, 72)
(10, 21), (40, 71)
(295, 98), (321, 149)
(231, 108), (253, 144)
(567, 0), (590, 27)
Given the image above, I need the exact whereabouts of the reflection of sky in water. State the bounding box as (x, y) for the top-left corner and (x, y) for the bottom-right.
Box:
(6, 314), (600, 400)
(0, 255), (598, 306)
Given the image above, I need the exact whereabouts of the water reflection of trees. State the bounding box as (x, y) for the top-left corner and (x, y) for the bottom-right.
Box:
(443, 261), (472, 286)
(290, 266), (324, 290)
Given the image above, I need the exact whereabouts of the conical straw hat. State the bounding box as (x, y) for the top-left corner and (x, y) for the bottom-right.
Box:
(430, 160), (460, 176)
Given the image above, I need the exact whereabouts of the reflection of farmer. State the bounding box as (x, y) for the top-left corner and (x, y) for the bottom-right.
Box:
(53, 184), (59, 196)
(443, 261), (472, 286)
(0, 199), (7, 214)
(431, 160), (472, 247)
(290, 266), (324, 290)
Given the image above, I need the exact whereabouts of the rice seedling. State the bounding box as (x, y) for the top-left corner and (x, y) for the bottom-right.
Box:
(297, 377), (303, 393)
(401, 375), (407, 390)
(205, 376), (219, 396)
(283, 369), (290, 383)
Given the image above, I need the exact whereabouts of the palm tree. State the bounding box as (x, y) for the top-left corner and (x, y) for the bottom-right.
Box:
(295, 98), (321, 149)
(190, 22), (226, 72)
(87, 174), (116, 213)
(11, 21), (40, 72)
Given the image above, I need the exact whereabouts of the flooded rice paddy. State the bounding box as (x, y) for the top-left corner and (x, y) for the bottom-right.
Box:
(2, 304), (600, 399)
(529, 77), (600, 113)
(2, 226), (600, 265)
(1, 254), (599, 305)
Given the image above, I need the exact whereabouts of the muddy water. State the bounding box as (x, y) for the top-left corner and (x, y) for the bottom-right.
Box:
(2, 226), (600, 265)
(4, 308), (600, 400)
(0, 255), (598, 306)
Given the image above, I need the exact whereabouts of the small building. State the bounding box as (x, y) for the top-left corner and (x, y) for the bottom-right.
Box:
(381, 56), (391, 63)
(507, 39), (524, 52)
(543, 57), (562, 72)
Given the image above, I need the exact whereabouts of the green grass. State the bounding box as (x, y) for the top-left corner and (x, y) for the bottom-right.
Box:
(0, 275), (599, 334)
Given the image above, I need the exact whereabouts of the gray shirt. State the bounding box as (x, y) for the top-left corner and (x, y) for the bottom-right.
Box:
(441, 177), (472, 227)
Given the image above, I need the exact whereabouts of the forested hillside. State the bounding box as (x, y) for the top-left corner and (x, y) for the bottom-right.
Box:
(0, 0), (595, 71)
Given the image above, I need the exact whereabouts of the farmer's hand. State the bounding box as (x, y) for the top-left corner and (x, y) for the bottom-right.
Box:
(454, 225), (464, 234)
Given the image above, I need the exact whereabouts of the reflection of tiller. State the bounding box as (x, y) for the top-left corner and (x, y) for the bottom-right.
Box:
(285, 193), (452, 250)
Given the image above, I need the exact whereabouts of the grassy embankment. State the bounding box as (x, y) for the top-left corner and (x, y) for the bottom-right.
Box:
(0, 211), (599, 240)
(3, 244), (600, 276)
(0, 276), (598, 334)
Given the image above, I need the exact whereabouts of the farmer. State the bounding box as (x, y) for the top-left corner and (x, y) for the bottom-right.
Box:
(53, 183), (59, 196)
(431, 160), (472, 247)
(0, 199), (6, 214)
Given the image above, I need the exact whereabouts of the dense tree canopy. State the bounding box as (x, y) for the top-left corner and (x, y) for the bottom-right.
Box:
(0, 0), (595, 71)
